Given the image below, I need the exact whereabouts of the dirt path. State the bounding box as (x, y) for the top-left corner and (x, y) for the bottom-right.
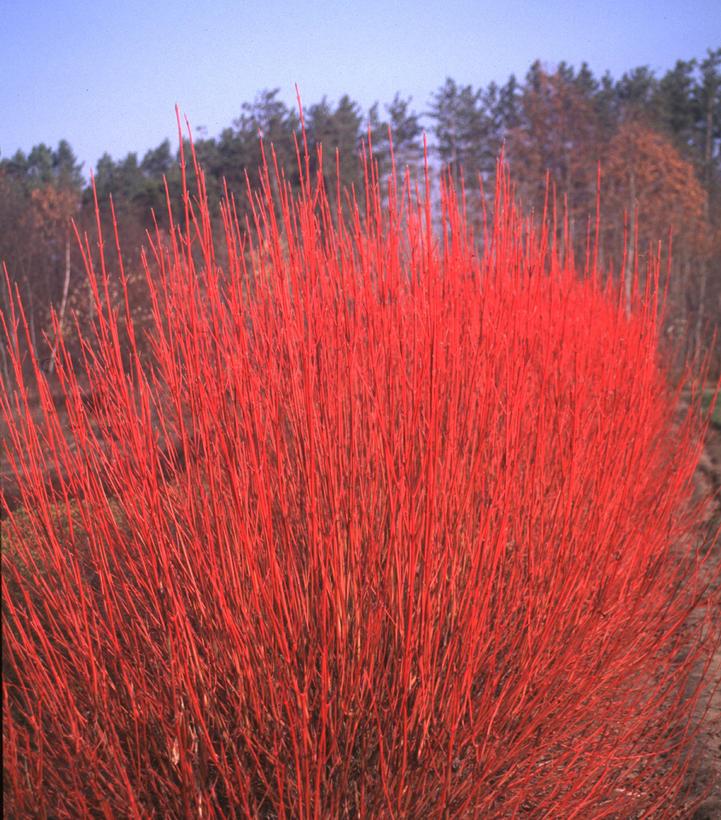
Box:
(690, 424), (721, 819)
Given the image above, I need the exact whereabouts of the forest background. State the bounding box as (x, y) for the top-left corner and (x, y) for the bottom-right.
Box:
(1, 49), (720, 384)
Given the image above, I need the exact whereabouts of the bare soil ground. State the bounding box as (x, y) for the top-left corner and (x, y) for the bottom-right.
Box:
(690, 423), (721, 819)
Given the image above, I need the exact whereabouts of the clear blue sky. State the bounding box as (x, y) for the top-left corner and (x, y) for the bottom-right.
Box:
(1, 0), (719, 174)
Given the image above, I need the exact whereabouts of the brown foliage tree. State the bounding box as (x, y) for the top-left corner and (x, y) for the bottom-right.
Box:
(603, 122), (709, 346)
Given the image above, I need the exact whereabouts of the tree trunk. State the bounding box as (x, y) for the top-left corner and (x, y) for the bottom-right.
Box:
(694, 102), (714, 364)
(694, 258), (709, 364)
(48, 234), (71, 376)
(26, 280), (37, 359)
(625, 170), (636, 316)
(0, 271), (11, 386)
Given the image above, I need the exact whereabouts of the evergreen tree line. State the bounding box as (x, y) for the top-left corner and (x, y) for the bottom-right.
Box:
(1, 49), (720, 384)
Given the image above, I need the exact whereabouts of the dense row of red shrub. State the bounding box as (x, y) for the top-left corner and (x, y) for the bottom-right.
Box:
(2, 119), (719, 816)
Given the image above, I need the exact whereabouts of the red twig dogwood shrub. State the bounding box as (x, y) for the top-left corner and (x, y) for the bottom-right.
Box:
(2, 119), (719, 817)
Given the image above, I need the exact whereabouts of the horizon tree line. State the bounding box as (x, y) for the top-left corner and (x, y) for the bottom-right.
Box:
(1, 48), (719, 383)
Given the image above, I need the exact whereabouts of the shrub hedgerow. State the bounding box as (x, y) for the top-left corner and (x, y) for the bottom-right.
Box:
(2, 118), (719, 817)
